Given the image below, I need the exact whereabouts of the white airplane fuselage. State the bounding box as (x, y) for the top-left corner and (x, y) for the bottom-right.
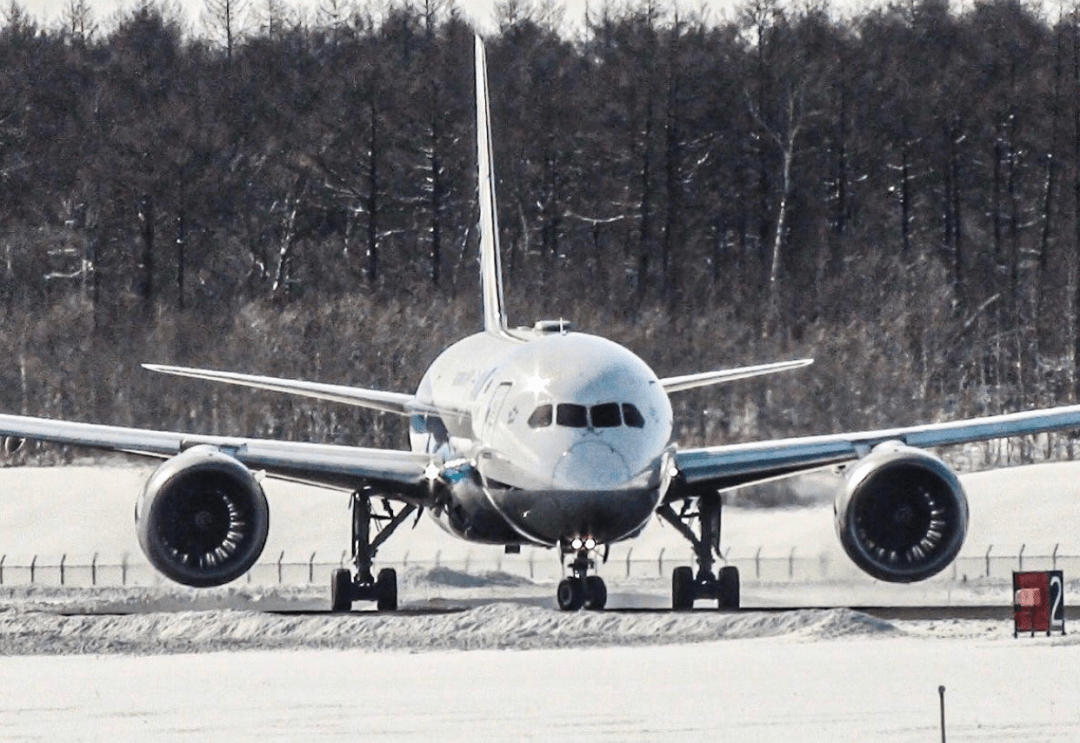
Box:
(410, 327), (675, 548)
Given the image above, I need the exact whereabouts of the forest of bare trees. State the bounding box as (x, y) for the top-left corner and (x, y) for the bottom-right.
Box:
(3, 0), (1080, 466)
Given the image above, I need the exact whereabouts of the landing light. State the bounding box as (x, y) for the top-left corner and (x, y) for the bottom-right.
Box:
(423, 462), (442, 481)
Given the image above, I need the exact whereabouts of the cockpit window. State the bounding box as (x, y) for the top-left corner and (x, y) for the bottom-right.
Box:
(622, 403), (646, 428)
(556, 403), (588, 428)
(528, 401), (645, 430)
(590, 402), (621, 428)
(527, 404), (553, 428)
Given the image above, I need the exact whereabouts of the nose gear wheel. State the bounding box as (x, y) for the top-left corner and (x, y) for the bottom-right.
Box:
(556, 544), (607, 610)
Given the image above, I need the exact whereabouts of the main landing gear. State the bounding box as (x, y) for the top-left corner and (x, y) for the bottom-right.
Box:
(556, 538), (607, 611)
(330, 490), (415, 612)
(658, 494), (740, 611)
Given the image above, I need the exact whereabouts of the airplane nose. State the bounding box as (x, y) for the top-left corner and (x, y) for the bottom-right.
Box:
(552, 440), (630, 489)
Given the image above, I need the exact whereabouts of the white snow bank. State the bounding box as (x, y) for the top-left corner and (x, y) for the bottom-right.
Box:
(0, 600), (905, 656)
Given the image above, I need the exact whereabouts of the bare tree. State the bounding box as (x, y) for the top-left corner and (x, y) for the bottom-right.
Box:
(61, 0), (96, 42)
(202, 0), (247, 61)
(748, 85), (806, 340)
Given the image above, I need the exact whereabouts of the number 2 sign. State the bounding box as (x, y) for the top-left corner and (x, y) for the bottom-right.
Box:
(1014, 570), (1066, 637)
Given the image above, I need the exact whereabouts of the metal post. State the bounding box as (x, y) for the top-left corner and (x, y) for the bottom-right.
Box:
(121, 554), (128, 586)
(1018, 544), (1025, 571)
(277, 550), (284, 584)
(30, 555), (36, 584)
(1053, 543), (1060, 569)
(658, 548), (666, 577)
(789, 547), (796, 579)
(985, 545), (993, 578)
(938, 685), (947, 743)
(59, 554), (66, 586)
(1, 554), (6, 586)
(91, 553), (98, 587)
(755, 547), (762, 579)
(626, 547), (633, 578)
(309, 552), (316, 583)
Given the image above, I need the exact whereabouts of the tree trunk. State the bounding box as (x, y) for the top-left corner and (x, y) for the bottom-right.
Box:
(137, 195), (154, 313)
(272, 175), (307, 297)
(365, 100), (379, 284)
(175, 212), (185, 311)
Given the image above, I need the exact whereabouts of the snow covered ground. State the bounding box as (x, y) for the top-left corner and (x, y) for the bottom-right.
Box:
(0, 600), (1076, 742)
(0, 461), (1077, 740)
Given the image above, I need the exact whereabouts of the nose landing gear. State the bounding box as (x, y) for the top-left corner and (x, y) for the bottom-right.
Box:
(556, 540), (607, 610)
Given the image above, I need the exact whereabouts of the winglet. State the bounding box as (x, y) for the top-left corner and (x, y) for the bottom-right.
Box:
(475, 35), (511, 338)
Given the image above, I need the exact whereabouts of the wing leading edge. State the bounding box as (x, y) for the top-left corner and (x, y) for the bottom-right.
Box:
(142, 363), (460, 419)
(660, 358), (813, 393)
(0, 413), (437, 498)
(674, 403), (1080, 493)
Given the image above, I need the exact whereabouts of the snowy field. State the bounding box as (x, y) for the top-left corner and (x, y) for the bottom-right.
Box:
(0, 460), (1078, 740)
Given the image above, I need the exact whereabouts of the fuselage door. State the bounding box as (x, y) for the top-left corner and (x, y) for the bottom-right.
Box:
(482, 382), (513, 443)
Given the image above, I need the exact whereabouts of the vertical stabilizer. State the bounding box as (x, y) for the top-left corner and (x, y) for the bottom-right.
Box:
(475, 35), (511, 338)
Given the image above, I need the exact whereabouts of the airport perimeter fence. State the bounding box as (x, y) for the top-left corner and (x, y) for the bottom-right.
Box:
(0, 546), (1077, 588)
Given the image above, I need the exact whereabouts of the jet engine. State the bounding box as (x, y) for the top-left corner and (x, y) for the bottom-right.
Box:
(834, 442), (968, 583)
(135, 445), (269, 587)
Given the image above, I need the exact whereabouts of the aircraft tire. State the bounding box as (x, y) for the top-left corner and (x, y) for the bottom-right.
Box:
(672, 566), (695, 611)
(331, 568), (354, 612)
(583, 576), (607, 610)
(718, 565), (740, 609)
(557, 578), (585, 611)
(376, 568), (398, 611)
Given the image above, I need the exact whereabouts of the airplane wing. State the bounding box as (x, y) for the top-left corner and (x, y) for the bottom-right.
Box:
(143, 364), (446, 417)
(673, 403), (1080, 493)
(0, 413), (438, 499)
(660, 359), (813, 393)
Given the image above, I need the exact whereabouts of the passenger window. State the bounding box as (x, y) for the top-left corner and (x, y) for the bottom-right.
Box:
(556, 404), (588, 428)
(622, 404), (645, 428)
(591, 403), (621, 428)
(527, 404), (553, 428)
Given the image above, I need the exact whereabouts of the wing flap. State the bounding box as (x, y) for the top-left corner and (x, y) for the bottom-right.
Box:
(675, 403), (1080, 492)
(0, 413), (436, 497)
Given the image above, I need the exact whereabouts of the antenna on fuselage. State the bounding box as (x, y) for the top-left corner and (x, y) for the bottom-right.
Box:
(475, 35), (512, 339)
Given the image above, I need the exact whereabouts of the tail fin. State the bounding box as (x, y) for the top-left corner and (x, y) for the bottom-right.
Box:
(475, 35), (511, 338)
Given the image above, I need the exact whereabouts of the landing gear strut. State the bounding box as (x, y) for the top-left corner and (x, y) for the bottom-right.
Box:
(330, 490), (415, 612)
(658, 494), (740, 610)
(556, 542), (607, 611)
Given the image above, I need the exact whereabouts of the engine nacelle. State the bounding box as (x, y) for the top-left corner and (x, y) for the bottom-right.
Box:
(135, 445), (269, 587)
(834, 442), (968, 583)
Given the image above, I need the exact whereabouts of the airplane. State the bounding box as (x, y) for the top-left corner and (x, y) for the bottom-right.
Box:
(5, 36), (1080, 612)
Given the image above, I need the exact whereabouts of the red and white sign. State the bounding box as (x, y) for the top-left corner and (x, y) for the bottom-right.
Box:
(1014, 571), (1066, 637)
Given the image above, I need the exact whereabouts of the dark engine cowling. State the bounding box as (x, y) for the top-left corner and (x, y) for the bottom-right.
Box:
(135, 445), (269, 587)
(835, 442), (968, 583)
